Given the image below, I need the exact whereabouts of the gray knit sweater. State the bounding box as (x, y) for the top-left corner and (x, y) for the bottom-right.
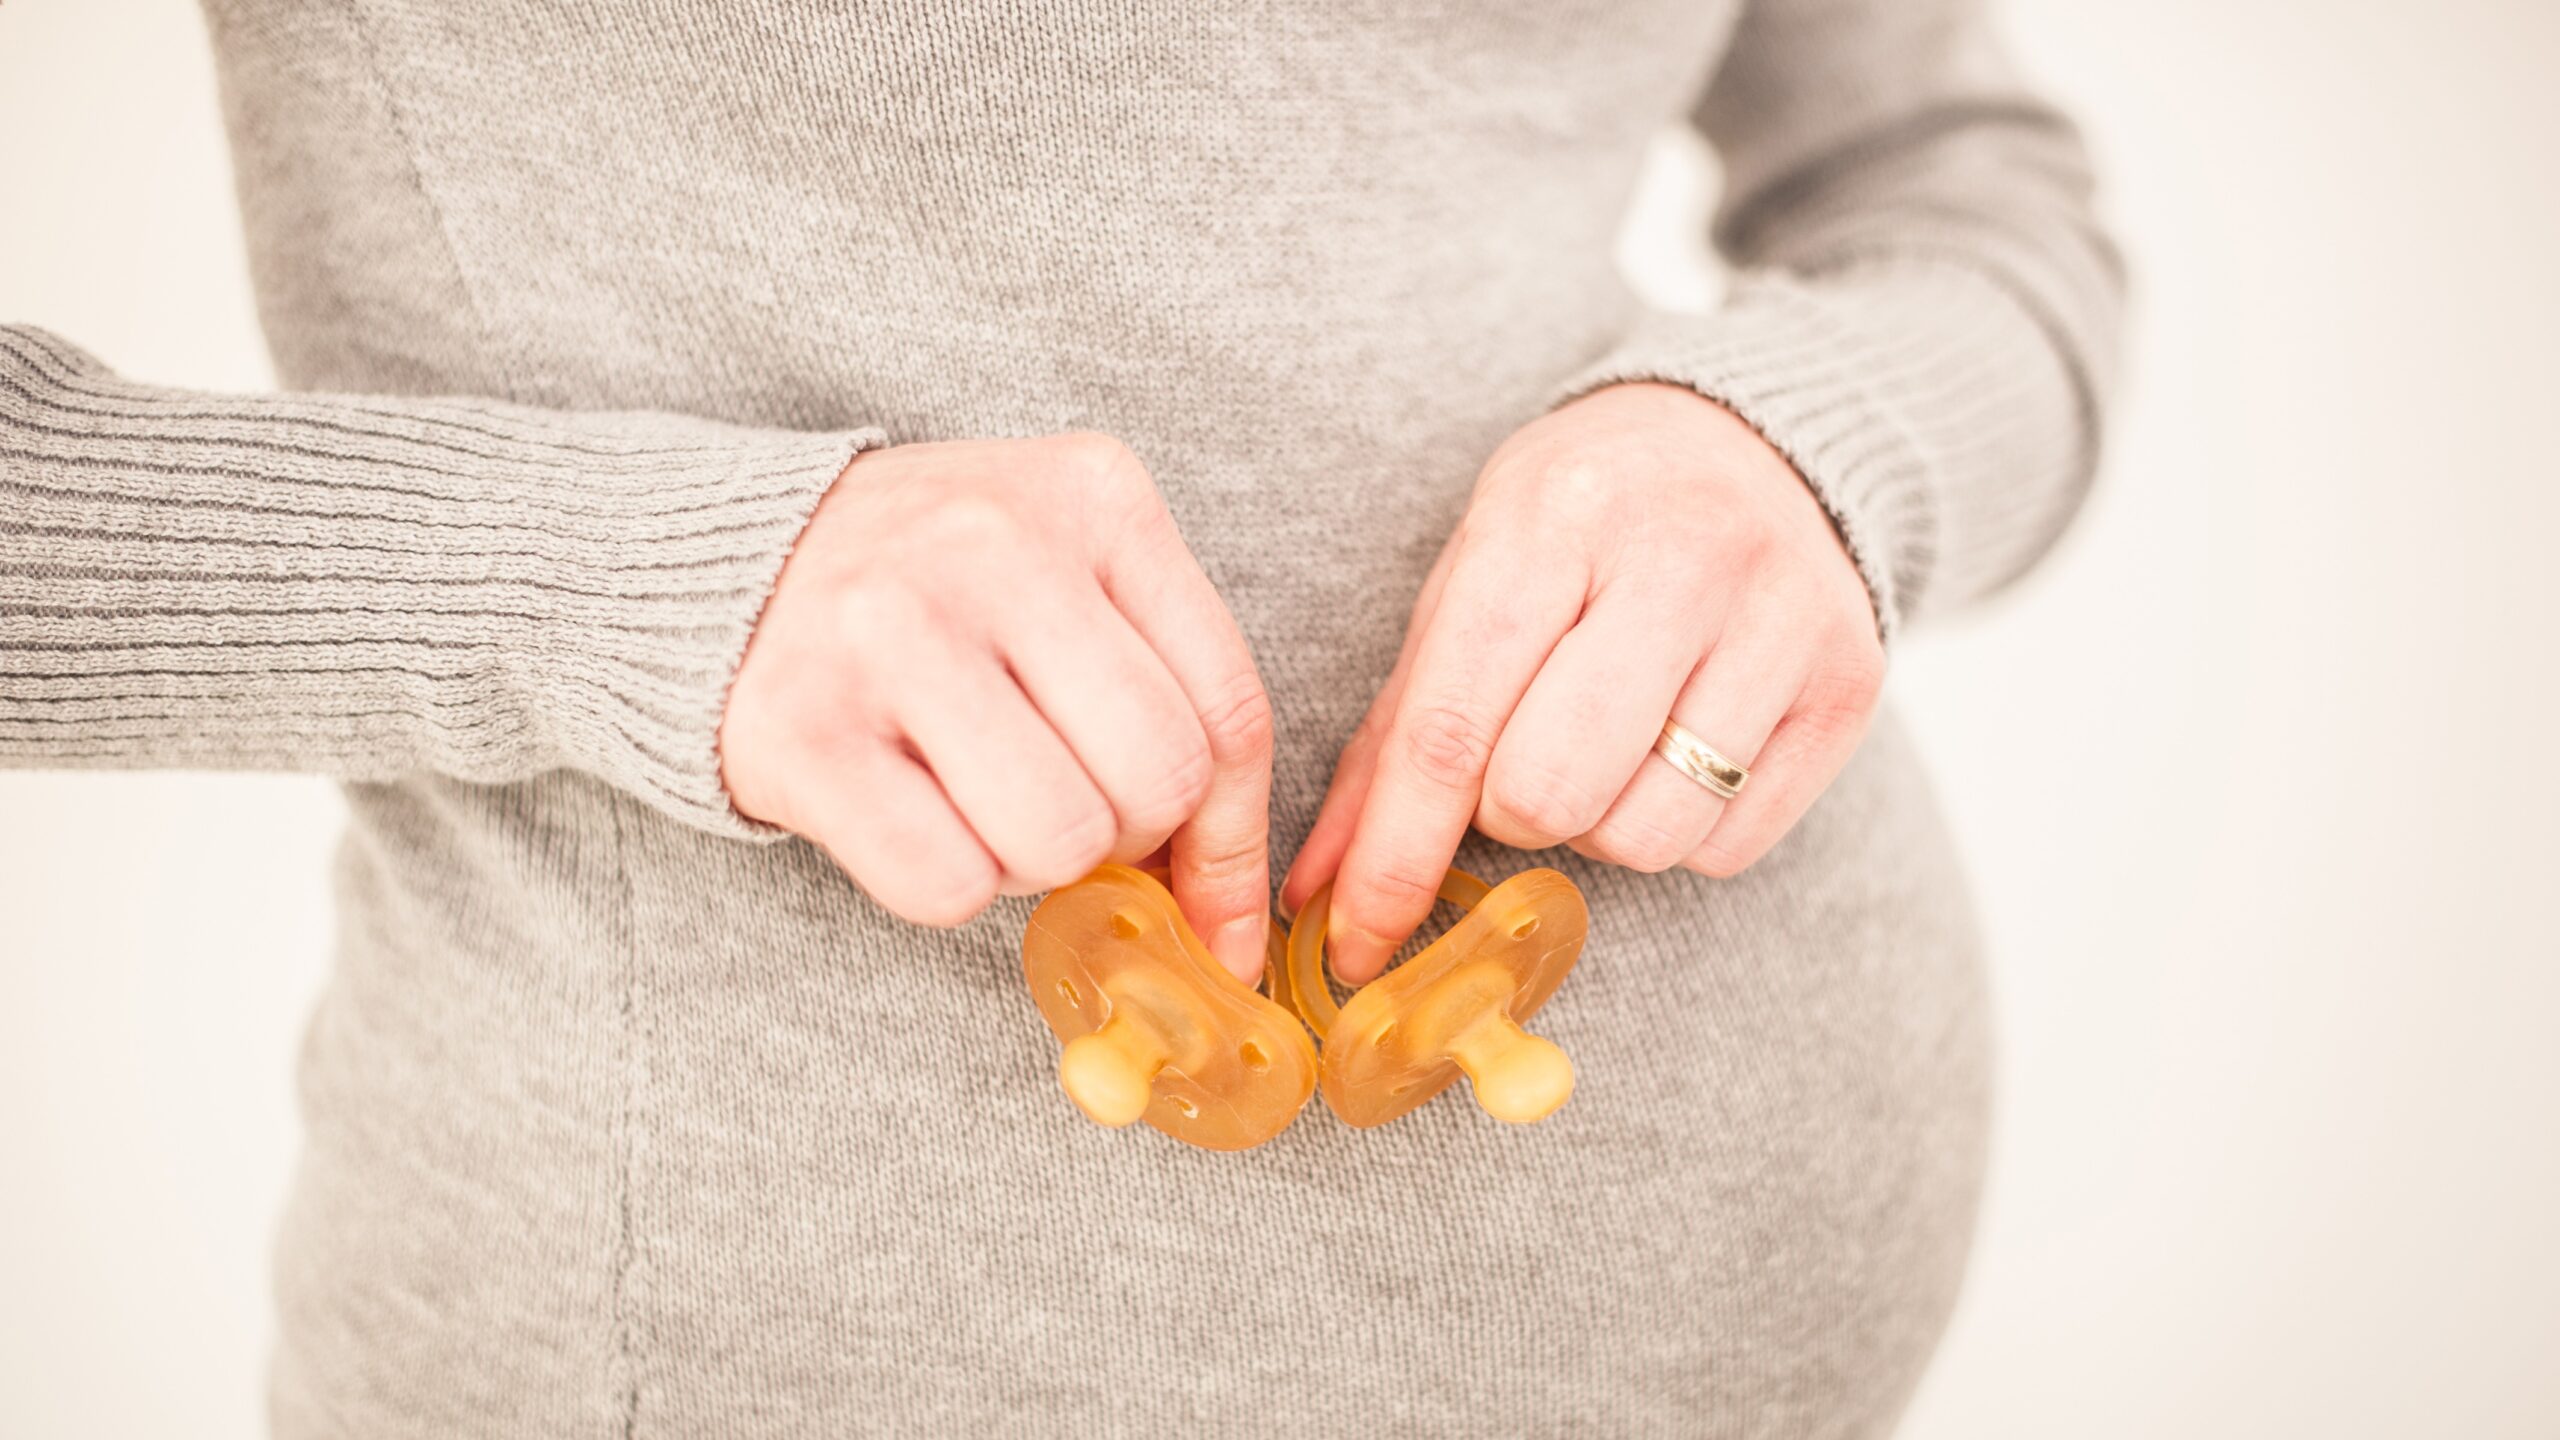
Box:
(1, 2), (2117, 1436)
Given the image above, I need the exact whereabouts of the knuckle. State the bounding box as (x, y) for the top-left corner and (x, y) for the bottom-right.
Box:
(1594, 810), (1694, 874)
(1194, 673), (1276, 761)
(1613, 546), (1707, 612)
(1103, 499), (1184, 563)
(1124, 737), (1215, 831)
(773, 693), (855, 760)
(1374, 862), (1445, 906)
(1529, 453), (1618, 520)
(1786, 649), (1884, 748)
(830, 579), (934, 648)
(1788, 695), (1872, 753)
(1539, 452), (1612, 491)
(1729, 511), (1783, 564)
(1177, 832), (1266, 894)
(1031, 806), (1119, 885)
(1818, 643), (1887, 706)
(1344, 861), (1444, 926)
(1686, 837), (1756, 879)
(885, 865), (999, 929)
(1483, 756), (1603, 842)
(1055, 431), (1150, 490)
(1397, 702), (1498, 791)
(923, 492), (1027, 551)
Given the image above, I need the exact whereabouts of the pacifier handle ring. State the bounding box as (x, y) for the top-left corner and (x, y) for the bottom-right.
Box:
(1282, 868), (1493, 1040)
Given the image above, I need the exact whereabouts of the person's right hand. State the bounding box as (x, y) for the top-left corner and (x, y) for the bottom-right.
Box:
(719, 432), (1276, 980)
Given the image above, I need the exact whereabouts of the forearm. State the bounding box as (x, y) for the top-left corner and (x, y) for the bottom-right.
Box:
(0, 325), (876, 830)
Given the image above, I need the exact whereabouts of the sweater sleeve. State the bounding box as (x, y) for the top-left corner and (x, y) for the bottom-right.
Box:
(1557, 0), (2125, 640)
(0, 325), (882, 834)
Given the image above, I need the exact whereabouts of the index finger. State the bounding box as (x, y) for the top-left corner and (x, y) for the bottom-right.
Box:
(1099, 506), (1276, 984)
(1326, 542), (1584, 982)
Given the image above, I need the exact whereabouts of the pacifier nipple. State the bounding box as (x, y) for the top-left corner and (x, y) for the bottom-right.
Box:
(1058, 1017), (1167, 1128)
(1447, 1014), (1575, 1125)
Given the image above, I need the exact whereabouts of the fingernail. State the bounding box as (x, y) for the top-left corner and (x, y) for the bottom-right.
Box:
(1211, 915), (1267, 984)
(1330, 925), (1388, 985)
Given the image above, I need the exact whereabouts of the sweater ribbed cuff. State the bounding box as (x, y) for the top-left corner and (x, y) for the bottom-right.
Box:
(0, 326), (880, 837)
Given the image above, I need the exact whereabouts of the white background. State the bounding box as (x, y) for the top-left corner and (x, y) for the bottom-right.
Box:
(5, 1), (2556, 1435)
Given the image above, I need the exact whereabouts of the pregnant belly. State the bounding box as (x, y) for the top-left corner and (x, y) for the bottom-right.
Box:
(277, 707), (1986, 1439)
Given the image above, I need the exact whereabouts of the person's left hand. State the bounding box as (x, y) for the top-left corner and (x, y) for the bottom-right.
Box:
(1279, 382), (1887, 984)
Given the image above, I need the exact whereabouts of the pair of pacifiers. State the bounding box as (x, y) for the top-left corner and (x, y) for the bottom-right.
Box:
(1019, 862), (1586, 1151)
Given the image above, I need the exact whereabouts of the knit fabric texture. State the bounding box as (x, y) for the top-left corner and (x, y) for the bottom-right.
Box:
(0, 1), (2119, 1435)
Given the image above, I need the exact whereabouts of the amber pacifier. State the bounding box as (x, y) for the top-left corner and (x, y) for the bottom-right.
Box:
(1280, 868), (1586, 1128)
(1021, 864), (1317, 1151)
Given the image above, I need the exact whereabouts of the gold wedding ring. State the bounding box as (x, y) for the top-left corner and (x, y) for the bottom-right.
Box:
(1653, 718), (1749, 800)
